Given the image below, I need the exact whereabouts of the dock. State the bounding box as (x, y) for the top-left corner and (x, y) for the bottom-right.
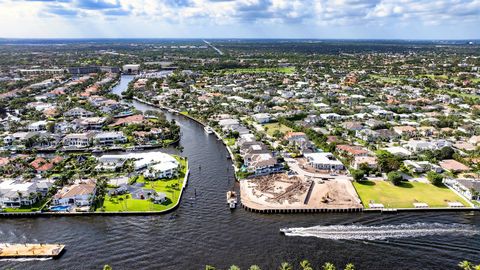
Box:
(0, 243), (65, 258)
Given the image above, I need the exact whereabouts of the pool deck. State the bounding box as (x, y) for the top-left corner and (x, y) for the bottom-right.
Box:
(0, 243), (65, 258)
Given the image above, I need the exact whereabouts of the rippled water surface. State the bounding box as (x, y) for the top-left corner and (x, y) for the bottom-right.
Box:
(1, 76), (479, 270)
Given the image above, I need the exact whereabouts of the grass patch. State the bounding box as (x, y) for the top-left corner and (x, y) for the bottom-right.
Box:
(224, 137), (236, 146)
(224, 67), (295, 74)
(263, 123), (293, 137)
(353, 180), (468, 208)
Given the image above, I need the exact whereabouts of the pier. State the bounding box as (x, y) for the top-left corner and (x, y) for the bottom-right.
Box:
(0, 243), (65, 258)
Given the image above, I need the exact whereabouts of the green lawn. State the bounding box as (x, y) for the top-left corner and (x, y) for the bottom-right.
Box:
(353, 180), (468, 208)
(224, 137), (236, 146)
(263, 123), (293, 137)
(224, 67), (295, 74)
(99, 156), (188, 212)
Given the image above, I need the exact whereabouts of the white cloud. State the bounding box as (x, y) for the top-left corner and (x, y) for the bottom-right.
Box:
(0, 0), (479, 38)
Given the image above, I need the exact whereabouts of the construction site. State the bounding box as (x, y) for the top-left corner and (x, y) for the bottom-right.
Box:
(240, 173), (363, 213)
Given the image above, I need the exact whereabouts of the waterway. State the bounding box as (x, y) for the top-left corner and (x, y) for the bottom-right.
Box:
(0, 76), (479, 270)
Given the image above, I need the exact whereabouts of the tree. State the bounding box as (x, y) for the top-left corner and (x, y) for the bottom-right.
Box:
(376, 150), (401, 173)
(344, 263), (355, 270)
(427, 171), (444, 186)
(300, 260), (313, 270)
(205, 266), (216, 270)
(279, 262), (292, 270)
(103, 265), (112, 270)
(350, 169), (365, 181)
(458, 261), (473, 270)
(322, 262), (336, 270)
(249, 265), (262, 270)
(387, 171), (403, 186)
(229, 265), (240, 270)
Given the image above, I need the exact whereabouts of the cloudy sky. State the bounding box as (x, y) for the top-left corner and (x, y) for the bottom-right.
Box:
(1, 0), (479, 39)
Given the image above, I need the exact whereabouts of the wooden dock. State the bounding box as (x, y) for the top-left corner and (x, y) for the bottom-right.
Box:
(0, 243), (65, 258)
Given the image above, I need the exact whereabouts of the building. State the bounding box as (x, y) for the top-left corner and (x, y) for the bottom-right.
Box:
(445, 179), (480, 201)
(253, 113), (271, 124)
(53, 180), (96, 207)
(64, 107), (94, 118)
(62, 133), (94, 148)
(439, 159), (471, 173)
(304, 152), (344, 171)
(144, 161), (180, 179)
(353, 156), (378, 170)
(123, 64), (141, 74)
(94, 132), (127, 146)
(0, 180), (39, 208)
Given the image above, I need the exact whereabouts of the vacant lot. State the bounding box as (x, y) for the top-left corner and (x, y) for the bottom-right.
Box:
(353, 180), (468, 208)
(263, 123), (293, 137)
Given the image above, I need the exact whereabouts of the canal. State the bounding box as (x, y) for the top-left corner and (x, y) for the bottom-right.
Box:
(0, 76), (479, 270)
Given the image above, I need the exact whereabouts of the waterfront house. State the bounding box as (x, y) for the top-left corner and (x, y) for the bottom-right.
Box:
(53, 180), (96, 207)
(0, 179), (39, 208)
(143, 161), (180, 179)
(62, 133), (94, 148)
(244, 153), (281, 175)
(96, 156), (127, 171)
(445, 178), (480, 201)
(94, 131), (127, 146)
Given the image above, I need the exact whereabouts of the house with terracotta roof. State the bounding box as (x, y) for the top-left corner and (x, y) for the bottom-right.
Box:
(53, 180), (96, 207)
(336, 144), (369, 158)
(439, 159), (471, 173)
(109, 115), (145, 127)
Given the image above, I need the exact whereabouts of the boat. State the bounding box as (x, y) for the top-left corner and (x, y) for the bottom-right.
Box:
(227, 191), (237, 209)
(204, 126), (214, 134)
(279, 228), (292, 234)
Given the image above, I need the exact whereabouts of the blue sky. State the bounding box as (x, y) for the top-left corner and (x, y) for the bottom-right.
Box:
(1, 0), (479, 39)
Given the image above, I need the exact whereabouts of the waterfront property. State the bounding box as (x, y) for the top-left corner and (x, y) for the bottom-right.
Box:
(353, 180), (469, 209)
(99, 153), (187, 212)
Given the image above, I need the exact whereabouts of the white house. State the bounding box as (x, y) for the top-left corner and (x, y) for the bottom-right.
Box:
(62, 133), (94, 148)
(94, 132), (127, 146)
(304, 152), (344, 171)
(27, 120), (48, 132)
(144, 161), (179, 179)
(0, 180), (39, 208)
(253, 113), (271, 124)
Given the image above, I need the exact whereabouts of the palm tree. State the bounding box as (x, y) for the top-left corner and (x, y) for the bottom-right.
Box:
(229, 265), (240, 270)
(279, 262), (292, 270)
(300, 260), (312, 270)
(248, 265), (261, 270)
(103, 265), (112, 270)
(344, 263), (355, 270)
(205, 266), (216, 270)
(459, 261), (473, 270)
(322, 262), (336, 270)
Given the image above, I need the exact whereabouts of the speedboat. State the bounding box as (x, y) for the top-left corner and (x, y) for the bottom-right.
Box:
(227, 191), (237, 209)
(204, 126), (214, 134)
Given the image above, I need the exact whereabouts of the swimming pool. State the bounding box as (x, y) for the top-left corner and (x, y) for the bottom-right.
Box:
(49, 205), (70, 212)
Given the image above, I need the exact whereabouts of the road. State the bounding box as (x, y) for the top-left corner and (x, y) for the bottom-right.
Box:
(203, 40), (224, 55)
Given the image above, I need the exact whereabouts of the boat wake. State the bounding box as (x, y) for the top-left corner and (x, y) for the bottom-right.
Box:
(281, 223), (480, 240)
